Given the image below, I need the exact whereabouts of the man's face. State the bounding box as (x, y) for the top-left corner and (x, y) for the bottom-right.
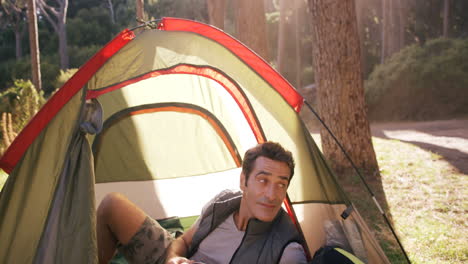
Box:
(240, 156), (291, 222)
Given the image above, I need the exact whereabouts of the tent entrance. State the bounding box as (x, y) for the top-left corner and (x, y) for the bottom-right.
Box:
(93, 102), (243, 183)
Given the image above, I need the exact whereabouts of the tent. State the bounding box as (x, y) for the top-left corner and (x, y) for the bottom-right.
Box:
(0, 18), (396, 263)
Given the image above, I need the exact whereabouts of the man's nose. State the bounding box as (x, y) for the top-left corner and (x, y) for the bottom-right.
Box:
(265, 184), (276, 201)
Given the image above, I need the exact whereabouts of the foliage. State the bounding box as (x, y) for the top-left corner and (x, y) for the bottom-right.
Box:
(0, 0), (214, 95)
(1, 112), (16, 154)
(145, 0), (208, 22)
(407, 0), (468, 40)
(53, 68), (78, 89)
(67, 7), (120, 47)
(355, 0), (468, 78)
(0, 45), (97, 95)
(40, 55), (62, 94)
(68, 45), (101, 68)
(0, 79), (45, 126)
(0, 55), (61, 95)
(365, 38), (468, 121)
(0, 79), (45, 153)
(0, 30), (16, 59)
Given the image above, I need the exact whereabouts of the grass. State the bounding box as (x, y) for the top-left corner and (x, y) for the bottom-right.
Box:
(374, 137), (468, 264)
(0, 137), (466, 263)
(311, 133), (468, 264)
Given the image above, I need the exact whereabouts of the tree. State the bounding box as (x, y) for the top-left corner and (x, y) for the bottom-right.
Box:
(277, 0), (304, 89)
(293, 0), (302, 89)
(106, 0), (115, 24)
(309, 0), (379, 177)
(37, 0), (70, 70)
(235, 0), (269, 61)
(397, 0), (407, 49)
(354, 0), (366, 74)
(27, 0), (42, 91)
(277, 0), (287, 74)
(381, 0), (405, 62)
(443, 0), (450, 38)
(136, 0), (144, 23)
(207, 0), (225, 29)
(0, 0), (26, 59)
(381, 0), (391, 62)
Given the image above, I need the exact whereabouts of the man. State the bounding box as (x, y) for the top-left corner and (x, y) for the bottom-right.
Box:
(97, 142), (308, 264)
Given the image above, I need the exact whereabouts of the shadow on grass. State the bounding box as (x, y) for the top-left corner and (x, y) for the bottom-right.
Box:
(371, 119), (468, 175)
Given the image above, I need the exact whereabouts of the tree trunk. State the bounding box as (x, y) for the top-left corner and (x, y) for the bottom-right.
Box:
(443, 0), (450, 38)
(277, 0), (287, 74)
(294, 0), (302, 89)
(107, 0), (116, 24)
(398, 0), (406, 48)
(15, 26), (22, 59)
(388, 0), (396, 55)
(136, 0), (144, 23)
(27, 0), (42, 91)
(309, 0), (379, 177)
(58, 23), (69, 69)
(264, 0), (276, 12)
(235, 0), (269, 61)
(207, 0), (225, 30)
(37, 0), (69, 70)
(2, 2), (25, 59)
(381, 0), (388, 63)
(382, 0), (404, 62)
(355, 0), (366, 77)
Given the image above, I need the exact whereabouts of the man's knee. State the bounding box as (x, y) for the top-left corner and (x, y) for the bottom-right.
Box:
(97, 192), (148, 245)
(97, 192), (128, 220)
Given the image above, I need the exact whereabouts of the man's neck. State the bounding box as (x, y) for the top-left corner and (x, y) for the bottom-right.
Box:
(233, 210), (249, 231)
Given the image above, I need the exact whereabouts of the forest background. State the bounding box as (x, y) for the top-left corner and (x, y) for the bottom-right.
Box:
(0, 0), (467, 263)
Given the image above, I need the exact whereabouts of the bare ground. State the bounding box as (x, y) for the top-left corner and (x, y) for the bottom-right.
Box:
(371, 119), (468, 175)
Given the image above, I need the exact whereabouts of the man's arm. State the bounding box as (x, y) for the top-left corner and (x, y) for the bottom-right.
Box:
(279, 242), (308, 264)
(165, 223), (198, 264)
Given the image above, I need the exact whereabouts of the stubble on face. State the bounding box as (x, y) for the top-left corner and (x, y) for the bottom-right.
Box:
(237, 157), (291, 227)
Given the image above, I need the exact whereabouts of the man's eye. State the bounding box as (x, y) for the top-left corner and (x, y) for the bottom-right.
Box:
(278, 183), (287, 188)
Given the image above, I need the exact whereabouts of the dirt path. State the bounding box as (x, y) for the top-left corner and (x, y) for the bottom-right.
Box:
(371, 119), (468, 174)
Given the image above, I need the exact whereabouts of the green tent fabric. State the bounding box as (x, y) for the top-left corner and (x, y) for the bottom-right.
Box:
(0, 18), (396, 263)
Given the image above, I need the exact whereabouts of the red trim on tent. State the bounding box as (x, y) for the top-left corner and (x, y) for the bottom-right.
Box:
(87, 64), (266, 144)
(158, 17), (304, 112)
(0, 30), (135, 174)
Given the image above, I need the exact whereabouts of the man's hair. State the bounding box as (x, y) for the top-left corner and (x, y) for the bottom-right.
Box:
(242, 141), (295, 185)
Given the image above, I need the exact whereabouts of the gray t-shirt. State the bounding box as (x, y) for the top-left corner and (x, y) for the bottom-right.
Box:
(191, 213), (308, 264)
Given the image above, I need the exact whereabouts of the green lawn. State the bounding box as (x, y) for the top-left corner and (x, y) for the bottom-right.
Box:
(373, 137), (467, 264)
(311, 134), (468, 264)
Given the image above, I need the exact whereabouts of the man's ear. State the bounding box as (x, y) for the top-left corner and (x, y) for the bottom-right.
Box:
(240, 172), (246, 191)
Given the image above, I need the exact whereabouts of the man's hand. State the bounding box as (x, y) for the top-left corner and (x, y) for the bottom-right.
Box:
(165, 221), (198, 264)
(165, 256), (194, 264)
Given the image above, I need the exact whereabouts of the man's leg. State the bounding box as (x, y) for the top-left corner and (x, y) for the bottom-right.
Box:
(97, 192), (148, 264)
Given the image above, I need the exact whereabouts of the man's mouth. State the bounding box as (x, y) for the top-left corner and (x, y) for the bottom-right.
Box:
(258, 202), (276, 209)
